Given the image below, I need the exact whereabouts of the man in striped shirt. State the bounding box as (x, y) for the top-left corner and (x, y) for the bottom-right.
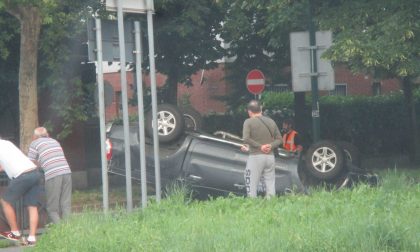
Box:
(28, 127), (72, 224)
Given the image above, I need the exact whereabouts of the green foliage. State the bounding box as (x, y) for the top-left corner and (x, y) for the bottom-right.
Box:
(203, 91), (420, 157)
(218, 0), (304, 110)
(0, 0), (102, 141)
(150, 0), (225, 103)
(36, 1), (100, 139)
(261, 91), (295, 110)
(0, 12), (18, 59)
(317, 0), (420, 79)
(0, 12), (19, 139)
(319, 92), (410, 155)
(33, 170), (420, 252)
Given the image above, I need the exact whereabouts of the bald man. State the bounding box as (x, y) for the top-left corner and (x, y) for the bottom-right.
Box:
(241, 100), (282, 198)
(28, 127), (72, 224)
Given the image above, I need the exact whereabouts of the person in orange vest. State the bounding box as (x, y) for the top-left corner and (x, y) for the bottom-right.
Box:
(282, 118), (303, 153)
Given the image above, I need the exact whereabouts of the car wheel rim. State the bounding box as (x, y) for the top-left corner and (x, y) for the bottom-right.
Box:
(311, 146), (337, 173)
(157, 110), (176, 136)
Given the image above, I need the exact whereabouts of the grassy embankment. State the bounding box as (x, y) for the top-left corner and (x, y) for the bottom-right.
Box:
(33, 169), (419, 252)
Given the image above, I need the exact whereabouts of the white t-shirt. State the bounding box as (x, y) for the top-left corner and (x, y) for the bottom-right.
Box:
(0, 140), (37, 179)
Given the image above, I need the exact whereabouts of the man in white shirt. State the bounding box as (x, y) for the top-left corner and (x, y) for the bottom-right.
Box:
(0, 139), (42, 246)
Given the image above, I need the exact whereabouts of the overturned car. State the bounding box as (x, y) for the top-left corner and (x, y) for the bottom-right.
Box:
(106, 104), (378, 197)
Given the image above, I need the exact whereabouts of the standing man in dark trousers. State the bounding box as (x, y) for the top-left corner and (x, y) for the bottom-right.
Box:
(241, 100), (282, 198)
(0, 138), (42, 246)
(28, 127), (72, 224)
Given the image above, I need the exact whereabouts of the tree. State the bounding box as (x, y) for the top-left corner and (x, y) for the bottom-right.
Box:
(0, 0), (99, 150)
(219, 0), (420, 160)
(153, 0), (225, 104)
(0, 0), (46, 151)
(316, 0), (420, 162)
(37, 1), (100, 139)
(218, 0), (309, 132)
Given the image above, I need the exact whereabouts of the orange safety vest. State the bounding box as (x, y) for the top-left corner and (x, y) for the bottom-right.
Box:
(283, 130), (298, 151)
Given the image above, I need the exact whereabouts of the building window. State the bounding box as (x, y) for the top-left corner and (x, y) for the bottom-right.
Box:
(329, 83), (347, 96)
(372, 82), (381, 96)
(266, 83), (290, 93)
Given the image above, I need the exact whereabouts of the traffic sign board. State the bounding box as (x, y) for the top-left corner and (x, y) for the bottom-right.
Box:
(104, 0), (152, 13)
(290, 31), (334, 92)
(87, 19), (135, 62)
(246, 69), (265, 95)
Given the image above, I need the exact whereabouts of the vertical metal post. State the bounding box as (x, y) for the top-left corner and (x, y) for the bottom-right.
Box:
(134, 21), (148, 209)
(309, 0), (320, 142)
(95, 18), (109, 212)
(117, 0), (133, 211)
(147, 0), (161, 202)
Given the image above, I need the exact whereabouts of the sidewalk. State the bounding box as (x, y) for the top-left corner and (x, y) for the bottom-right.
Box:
(0, 246), (24, 252)
(0, 228), (45, 251)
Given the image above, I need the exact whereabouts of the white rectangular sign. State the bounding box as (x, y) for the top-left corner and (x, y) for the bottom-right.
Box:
(290, 31), (335, 92)
(105, 0), (153, 13)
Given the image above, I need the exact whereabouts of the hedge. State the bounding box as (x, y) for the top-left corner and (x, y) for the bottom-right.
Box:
(203, 91), (419, 157)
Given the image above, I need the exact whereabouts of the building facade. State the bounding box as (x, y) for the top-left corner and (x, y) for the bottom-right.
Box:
(103, 63), (401, 120)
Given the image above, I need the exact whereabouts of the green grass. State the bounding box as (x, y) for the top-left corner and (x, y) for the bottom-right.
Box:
(33, 170), (420, 252)
(0, 240), (13, 248)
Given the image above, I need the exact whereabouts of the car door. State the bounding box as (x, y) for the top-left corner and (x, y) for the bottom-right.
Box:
(184, 137), (248, 195)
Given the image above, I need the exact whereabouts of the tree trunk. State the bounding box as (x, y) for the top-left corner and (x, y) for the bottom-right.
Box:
(7, 6), (42, 151)
(402, 77), (420, 164)
(294, 91), (307, 140)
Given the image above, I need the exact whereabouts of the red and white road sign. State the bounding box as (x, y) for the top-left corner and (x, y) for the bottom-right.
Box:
(246, 69), (265, 95)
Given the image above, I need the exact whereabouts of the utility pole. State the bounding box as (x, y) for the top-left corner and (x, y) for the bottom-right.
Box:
(308, 0), (320, 142)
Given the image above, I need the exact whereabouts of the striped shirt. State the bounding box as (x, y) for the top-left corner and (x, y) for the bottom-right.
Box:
(28, 137), (71, 181)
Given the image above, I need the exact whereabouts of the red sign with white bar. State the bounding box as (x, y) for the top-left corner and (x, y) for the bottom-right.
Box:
(246, 69), (265, 95)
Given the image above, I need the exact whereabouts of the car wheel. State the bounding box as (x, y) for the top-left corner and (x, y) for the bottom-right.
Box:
(304, 140), (345, 180)
(146, 103), (185, 143)
(337, 141), (361, 167)
(181, 107), (202, 131)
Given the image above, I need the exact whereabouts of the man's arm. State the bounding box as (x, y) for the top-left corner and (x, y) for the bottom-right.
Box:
(270, 124), (283, 148)
(0, 164), (3, 172)
(27, 142), (40, 167)
(242, 120), (261, 148)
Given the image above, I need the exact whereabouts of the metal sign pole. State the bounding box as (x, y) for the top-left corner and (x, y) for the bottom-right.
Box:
(117, 0), (133, 211)
(146, 0), (161, 203)
(134, 21), (148, 209)
(95, 17), (109, 213)
(309, 0), (320, 142)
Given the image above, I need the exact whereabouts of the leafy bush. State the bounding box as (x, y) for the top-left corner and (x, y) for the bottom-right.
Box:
(319, 92), (409, 155)
(203, 91), (417, 157)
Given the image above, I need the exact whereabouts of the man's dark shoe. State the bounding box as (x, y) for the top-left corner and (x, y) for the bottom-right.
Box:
(0, 231), (21, 241)
(25, 240), (36, 247)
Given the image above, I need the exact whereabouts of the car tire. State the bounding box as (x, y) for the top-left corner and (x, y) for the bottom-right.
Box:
(146, 103), (185, 143)
(337, 141), (361, 167)
(304, 140), (345, 180)
(181, 107), (202, 131)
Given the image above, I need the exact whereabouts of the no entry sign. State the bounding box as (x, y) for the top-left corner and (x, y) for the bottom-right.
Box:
(246, 69), (265, 95)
